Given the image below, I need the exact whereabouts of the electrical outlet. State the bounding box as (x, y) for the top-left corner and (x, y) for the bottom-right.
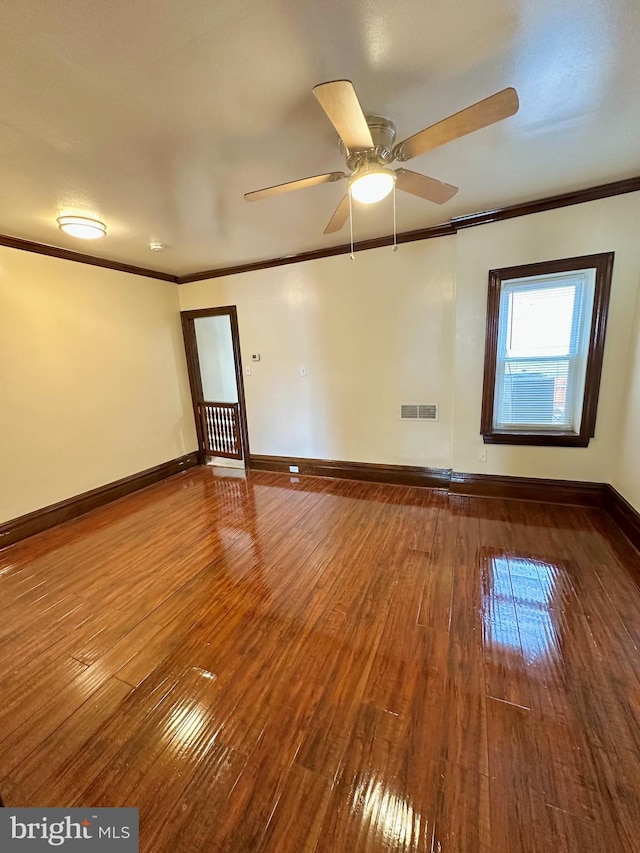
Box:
(478, 448), (487, 462)
(244, 366), (251, 376)
(299, 365), (307, 377)
(289, 465), (299, 473)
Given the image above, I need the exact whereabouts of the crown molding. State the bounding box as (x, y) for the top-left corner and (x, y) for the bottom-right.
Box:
(177, 221), (456, 284)
(0, 232), (178, 282)
(176, 175), (640, 284)
(2, 175), (639, 285)
(450, 175), (640, 230)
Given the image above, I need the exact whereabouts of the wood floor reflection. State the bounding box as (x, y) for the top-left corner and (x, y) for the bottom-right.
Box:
(1, 467), (640, 851)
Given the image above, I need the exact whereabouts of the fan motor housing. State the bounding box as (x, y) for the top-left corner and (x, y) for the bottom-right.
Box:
(339, 115), (396, 170)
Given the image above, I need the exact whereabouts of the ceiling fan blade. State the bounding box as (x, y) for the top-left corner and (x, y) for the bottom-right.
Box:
(245, 171), (345, 202)
(313, 80), (374, 152)
(393, 87), (519, 161)
(324, 195), (350, 234)
(395, 168), (459, 204)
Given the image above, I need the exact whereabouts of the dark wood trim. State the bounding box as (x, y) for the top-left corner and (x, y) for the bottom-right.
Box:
(481, 252), (614, 284)
(449, 472), (607, 507)
(181, 314), (207, 461)
(3, 448), (638, 557)
(480, 252), (614, 447)
(604, 485), (640, 553)
(251, 456), (640, 557)
(3, 177), (639, 285)
(451, 176), (640, 230)
(180, 306), (251, 465)
(250, 453), (612, 508)
(480, 261), (502, 438)
(0, 452), (200, 549)
(176, 177), (640, 284)
(249, 454), (451, 489)
(0, 232), (178, 282)
(176, 223), (457, 284)
(581, 253), (614, 438)
(481, 431), (592, 448)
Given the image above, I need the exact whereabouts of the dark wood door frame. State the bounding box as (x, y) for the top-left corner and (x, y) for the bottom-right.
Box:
(181, 306), (250, 466)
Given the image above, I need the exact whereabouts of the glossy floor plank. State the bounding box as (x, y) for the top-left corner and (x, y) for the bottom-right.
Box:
(1, 467), (640, 851)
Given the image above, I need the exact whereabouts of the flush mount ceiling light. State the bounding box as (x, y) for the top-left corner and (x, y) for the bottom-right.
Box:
(349, 165), (396, 205)
(57, 215), (107, 240)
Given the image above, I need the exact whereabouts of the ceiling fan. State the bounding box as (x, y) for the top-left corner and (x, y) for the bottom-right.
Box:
(244, 80), (519, 234)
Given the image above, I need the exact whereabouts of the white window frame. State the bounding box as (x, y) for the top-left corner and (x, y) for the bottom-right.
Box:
(493, 270), (596, 432)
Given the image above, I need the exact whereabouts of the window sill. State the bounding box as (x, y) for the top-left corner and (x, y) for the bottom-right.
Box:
(482, 430), (591, 447)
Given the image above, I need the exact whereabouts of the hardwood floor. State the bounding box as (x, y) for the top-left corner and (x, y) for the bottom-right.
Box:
(1, 466), (640, 851)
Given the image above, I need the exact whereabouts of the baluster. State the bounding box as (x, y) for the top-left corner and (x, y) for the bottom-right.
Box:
(219, 406), (226, 453)
(202, 406), (207, 452)
(214, 406), (221, 453)
(224, 407), (231, 452)
(226, 408), (232, 454)
(220, 406), (227, 454)
(232, 406), (239, 455)
(210, 407), (215, 450)
(220, 407), (226, 452)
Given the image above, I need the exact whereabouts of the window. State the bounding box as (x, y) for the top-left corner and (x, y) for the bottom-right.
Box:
(481, 253), (613, 447)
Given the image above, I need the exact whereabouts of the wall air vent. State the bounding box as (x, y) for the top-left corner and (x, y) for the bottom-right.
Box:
(400, 404), (438, 421)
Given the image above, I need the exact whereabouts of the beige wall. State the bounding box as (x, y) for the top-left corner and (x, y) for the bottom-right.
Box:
(179, 192), (640, 503)
(4, 190), (639, 527)
(0, 248), (197, 523)
(454, 193), (640, 483)
(180, 237), (456, 469)
(613, 278), (640, 509)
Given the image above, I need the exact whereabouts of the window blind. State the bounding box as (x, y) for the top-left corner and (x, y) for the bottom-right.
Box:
(493, 271), (595, 430)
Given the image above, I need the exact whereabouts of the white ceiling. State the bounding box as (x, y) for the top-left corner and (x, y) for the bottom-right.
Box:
(1, 0), (639, 275)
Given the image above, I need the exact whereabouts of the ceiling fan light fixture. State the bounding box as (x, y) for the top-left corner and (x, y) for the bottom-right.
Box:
(57, 215), (107, 240)
(245, 80), (519, 234)
(349, 166), (395, 205)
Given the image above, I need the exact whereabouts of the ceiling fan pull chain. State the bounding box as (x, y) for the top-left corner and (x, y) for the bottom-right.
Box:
(349, 190), (355, 260)
(392, 181), (398, 252)
(245, 81), (517, 242)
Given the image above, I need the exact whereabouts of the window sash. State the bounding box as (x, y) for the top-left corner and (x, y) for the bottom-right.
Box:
(494, 355), (578, 429)
(492, 272), (594, 432)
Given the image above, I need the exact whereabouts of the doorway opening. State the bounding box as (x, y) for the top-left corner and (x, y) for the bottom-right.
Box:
(181, 306), (250, 468)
